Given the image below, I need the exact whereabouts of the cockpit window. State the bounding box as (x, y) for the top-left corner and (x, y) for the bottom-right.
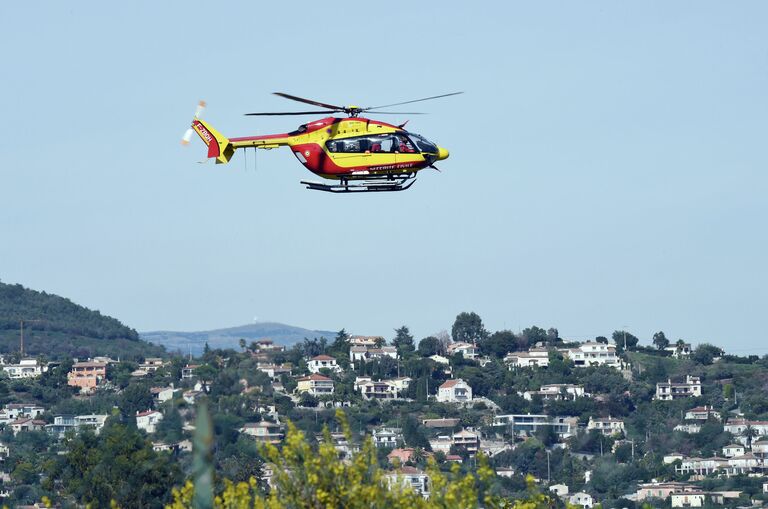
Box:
(408, 133), (438, 154)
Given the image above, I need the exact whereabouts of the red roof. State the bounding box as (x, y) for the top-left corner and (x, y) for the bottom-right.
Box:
(311, 355), (336, 361)
(136, 410), (161, 417)
(298, 373), (332, 382)
(439, 379), (463, 389)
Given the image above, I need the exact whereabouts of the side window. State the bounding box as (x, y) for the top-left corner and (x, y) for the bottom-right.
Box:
(369, 135), (394, 153)
(394, 134), (416, 153)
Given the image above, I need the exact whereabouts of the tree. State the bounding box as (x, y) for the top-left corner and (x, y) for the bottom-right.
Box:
(392, 326), (415, 357)
(451, 312), (487, 344)
(692, 343), (723, 365)
(479, 330), (517, 358)
(418, 336), (442, 357)
(595, 336), (609, 344)
(55, 422), (180, 508)
(330, 329), (351, 356)
(238, 338), (246, 351)
(120, 383), (154, 417)
(612, 330), (639, 351)
(652, 331), (670, 350)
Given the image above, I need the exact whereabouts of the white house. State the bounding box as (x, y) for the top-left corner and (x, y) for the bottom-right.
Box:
(307, 355), (341, 374)
(549, 484), (569, 497)
(2, 358), (46, 379)
(752, 439), (768, 459)
(257, 364), (292, 380)
(665, 343), (692, 358)
(10, 417), (45, 434)
(684, 406), (720, 421)
(655, 376), (702, 401)
(239, 421), (284, 443)
(728, 453), (760, 474)
(674, 423), (701, 434)
(587, 416), (625, 436)
(372, 428), (402, 449)
(136, 410), (164, 434)
(671, 492), (705, 508)
(0, 403), (45, 423)
(437, 379), (473, 403)
(504, 348), (550, 368)
(562, 342), (620, 368)
(429, 354), (450, 365)
(386, 466), (430, 498)
(523, 384), (585, 401)
(447, 342), (478, 359)
(568, 492), (594, 508)
(722, 444), (745, 458)
(492, 414), (578, 438)
(452, 428), (480, 454)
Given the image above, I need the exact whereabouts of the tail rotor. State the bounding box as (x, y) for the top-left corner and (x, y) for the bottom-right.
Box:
(181, 100), (207, 145)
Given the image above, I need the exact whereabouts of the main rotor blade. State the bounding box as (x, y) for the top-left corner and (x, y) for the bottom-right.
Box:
(363, 111), (426, 115)
(245, 110), (340, 116)
(365, 92), (464, 111)
(273, 92), (344, 111)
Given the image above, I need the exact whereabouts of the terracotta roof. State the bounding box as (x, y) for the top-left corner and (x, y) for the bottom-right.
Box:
(136, 410), (161, 417)
(298, 373), (332, 382)
(439, 379), (464, 389)
(311, 355), (336, 361)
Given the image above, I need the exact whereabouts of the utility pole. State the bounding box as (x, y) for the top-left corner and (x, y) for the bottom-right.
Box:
(547, 450), (551, 483)
(19, 319), (43, 357)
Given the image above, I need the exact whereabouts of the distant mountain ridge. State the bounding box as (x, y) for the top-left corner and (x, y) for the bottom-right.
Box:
(0, 280), (165, 359)
(141, 322), (337, 355)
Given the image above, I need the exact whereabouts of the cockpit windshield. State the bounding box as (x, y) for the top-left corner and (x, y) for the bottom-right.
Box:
(408, 133), (438, 154)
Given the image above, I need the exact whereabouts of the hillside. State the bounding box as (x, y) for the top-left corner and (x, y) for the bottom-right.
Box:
(0, 280), (165, 360)
(141, 321), (336, 355)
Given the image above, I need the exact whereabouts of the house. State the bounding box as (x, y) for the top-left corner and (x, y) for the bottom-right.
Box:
(183, 390), (203, 404)
(562, 342), (620, 368)
(655, 376), (702, 400)
(46, 415), (108, 438)
(587, 416), (625, 436)
(663, 454), (685, 464)
(492, 414), (578, 437)
(252, 339), (284, 353)
(350, 345), (398, 362)
(307, 355), (341, 374)
(10, 417), (46, 434)
(359, 380), (398, 400)
(636, 482), (695, 500)
(674, 423), (702, 434)
(0, 403), (45, 423)
(685, 406), (720, 421)
(675, 457), (729, 476)
(722, 444), (745, 458)
(437, 379), (473, 403)
(429, 354), (450, 365)
(422, 418), (459, 429)
(350, 335), (383, 347)
(386, 466), (430, 498)
(429, 435), (453, 454)
(549, 484), (569, 497)
(723, 418), (768, 437)
(671, 492), (706, 508)
(318, 431), (358, 459)
(568, 492), (594, 508)
(256, 363), (292, 380)
(140, 358), (166, 372)
(504, 349), (550, 368)
(296, 374), (334, 395)
(67, 361), (108, 393)
(665, 343), (692, 358)
(151, 386), (177, 403)
(751, 439), (768, 459)
(452, 428), (480, 454)
(1, 358), (46, 379)
(447, 342), (478, 359)
(239, 421), (284, 443)
(523, 384), (585, 401)
(372, 428), (402, 449)
(387, 448), (433, 465)
(181, 364), (199, 379)
(136, 410), (163, 433)
(727, 453), (760, 474)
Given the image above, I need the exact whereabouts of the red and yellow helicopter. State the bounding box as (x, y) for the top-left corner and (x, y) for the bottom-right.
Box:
(182, 92), (461, 193)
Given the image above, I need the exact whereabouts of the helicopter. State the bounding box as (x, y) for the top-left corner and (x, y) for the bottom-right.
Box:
(181, 92), (461, 193)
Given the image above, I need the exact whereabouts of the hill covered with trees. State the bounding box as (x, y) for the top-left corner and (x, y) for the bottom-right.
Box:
(0, 280), (165, 359)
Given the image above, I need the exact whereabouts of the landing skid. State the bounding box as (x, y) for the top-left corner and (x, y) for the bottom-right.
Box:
(300, 174), (417, 193)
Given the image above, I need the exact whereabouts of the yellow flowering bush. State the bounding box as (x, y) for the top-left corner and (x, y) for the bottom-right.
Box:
(167, 409), (555, 509)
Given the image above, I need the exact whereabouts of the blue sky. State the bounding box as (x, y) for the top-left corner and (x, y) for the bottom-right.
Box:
(1, 2), (767, 353)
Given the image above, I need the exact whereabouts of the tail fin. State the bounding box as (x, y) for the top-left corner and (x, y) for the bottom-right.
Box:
(191, 119), (235, 164)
